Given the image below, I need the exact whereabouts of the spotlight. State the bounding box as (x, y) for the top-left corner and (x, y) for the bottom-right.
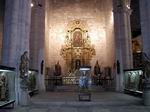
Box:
(31, 3), (34, 7)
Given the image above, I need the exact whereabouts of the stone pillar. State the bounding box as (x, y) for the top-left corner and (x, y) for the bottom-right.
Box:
(113, 0), (133, 91)
(140, 0), (150, 57)
(30, 0), (45, 91)
(139, 0), (150, 106)
(2, 0), (32, 105)
(0, 0), (5, 63)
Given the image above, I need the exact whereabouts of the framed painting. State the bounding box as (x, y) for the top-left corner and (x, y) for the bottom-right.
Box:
(73, 30), (83, 47)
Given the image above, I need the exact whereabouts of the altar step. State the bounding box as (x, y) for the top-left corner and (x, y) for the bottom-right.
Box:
(53, 85), (107, 92)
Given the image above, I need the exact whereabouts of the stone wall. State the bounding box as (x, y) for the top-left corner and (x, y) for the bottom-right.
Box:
(0, 0), (5, 63)
(45, 0), (115, 75)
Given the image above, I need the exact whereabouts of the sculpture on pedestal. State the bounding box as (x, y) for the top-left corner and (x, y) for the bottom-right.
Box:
(19, 51), (29, 90)
(94, 60), (101, 76)
(54, 61), (61, 76)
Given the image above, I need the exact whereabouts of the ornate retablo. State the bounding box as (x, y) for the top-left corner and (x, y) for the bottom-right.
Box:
(60, 20), (95, 73)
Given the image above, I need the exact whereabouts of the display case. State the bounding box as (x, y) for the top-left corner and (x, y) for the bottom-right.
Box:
(124, 68), (144, 95)
(28, 69), (38, 96)
(0, 65), (15, 106)
(78, 66), (92, 101)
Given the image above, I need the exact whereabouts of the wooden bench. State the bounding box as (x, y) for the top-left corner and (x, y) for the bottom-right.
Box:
(78, 92), (91, 101)
(0, 100), (15, 109)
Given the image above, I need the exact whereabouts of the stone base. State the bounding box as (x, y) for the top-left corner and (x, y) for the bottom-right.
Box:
(143, 90), (150, 106)
(78, 92), (91, 101)
(19, 89), (30, 106)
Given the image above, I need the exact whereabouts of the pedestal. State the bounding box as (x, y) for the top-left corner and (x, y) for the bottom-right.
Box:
(78, 92), (91, 101)
(143, 80), (150, 106)
(19, 89), (30, 106)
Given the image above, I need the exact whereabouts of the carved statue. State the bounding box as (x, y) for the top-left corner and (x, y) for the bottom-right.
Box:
(19, 51), (29, 78)
(0, 73), (8, 101)
(19, 51), (29, 90)
(94, 60), (101, 76)
(54, 61), (61, 76)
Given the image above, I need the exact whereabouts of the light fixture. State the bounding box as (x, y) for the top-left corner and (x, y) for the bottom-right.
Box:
(126, 5), (130, 9)
(31, 3), (34, 7)
(31, 0), (42, 8)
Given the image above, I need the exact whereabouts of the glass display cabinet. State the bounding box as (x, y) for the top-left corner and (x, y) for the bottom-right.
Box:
(124, 68), (144, 95)
(28, 69), (38, 96)
(78, 66), (92, 101)
(0, 65), (16, 107)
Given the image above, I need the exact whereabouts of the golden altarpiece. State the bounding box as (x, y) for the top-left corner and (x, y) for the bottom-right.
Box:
(60, 20), (95, 80)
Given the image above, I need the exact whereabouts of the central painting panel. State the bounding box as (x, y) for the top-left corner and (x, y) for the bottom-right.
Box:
(73, 30), (83, 47)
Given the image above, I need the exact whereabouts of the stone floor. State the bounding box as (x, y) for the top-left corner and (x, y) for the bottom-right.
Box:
(1, 92), (150, 112)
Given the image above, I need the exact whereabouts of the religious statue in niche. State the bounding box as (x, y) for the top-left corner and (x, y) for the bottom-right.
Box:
(73, 31), (83, 47)
(54, 61), (62, 76)
(75, 59), (81, 70)
(19, 51), (29, 90)
(0, 73), (9, 101)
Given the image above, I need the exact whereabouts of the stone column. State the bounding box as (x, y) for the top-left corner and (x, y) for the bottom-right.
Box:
(140, 0), (150, 106)
(2, 0), (32, 105)
(140, 0), (150, 57)
(30, 0), (45, 91)
(113, 0), (133, 91)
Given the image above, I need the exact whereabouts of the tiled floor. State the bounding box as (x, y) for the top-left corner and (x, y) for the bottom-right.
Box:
(1, 91), (150, 112)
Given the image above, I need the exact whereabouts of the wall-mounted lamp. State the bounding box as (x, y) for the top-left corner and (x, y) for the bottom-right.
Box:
(126, 5), (130, 9)
(31, 3), (34, 7)
(31, 0), (42, 8)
